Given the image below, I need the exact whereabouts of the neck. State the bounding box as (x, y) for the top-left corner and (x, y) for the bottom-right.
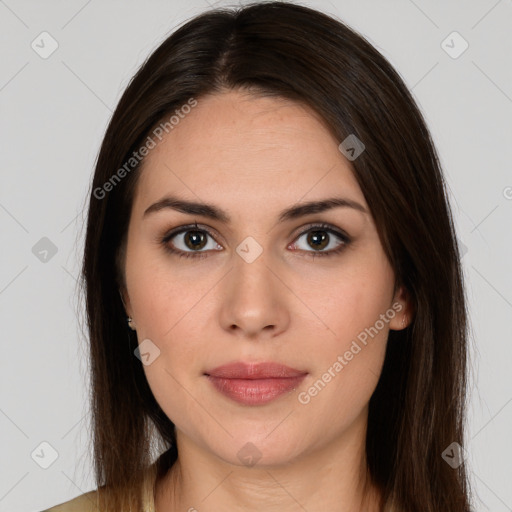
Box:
(154, 411), (383, 512)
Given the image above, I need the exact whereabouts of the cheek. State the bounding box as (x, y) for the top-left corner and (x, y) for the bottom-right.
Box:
(302, 255), (394, 401)
(125, 253), (208, 409)
(142, 365), (209, 439)
(295, 301), (390, 438)
(126, 242), (205, 338)
(126, 247), (212, 368)
(131, 273), (206, 374)
(308, 253), (394, 347)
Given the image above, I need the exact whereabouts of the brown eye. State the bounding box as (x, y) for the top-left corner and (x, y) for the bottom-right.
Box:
(183, 230), (208, 251)
(161, 222), (350, 260)
(306, 230), (330, 251)
(161, 225), (222, 259)
(291, 224), (350, 258)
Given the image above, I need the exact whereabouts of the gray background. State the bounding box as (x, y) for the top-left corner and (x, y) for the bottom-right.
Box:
(0, 0), (511, 510)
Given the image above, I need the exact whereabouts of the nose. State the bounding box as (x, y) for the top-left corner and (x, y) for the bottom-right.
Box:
(218, 249), (290, 340)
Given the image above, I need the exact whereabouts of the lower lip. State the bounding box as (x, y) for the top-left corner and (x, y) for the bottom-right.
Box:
(206, 375), (307, 405)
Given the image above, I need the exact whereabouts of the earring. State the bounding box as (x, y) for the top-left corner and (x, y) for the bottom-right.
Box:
(402, 315), (407, 329)
(127, 317), (136, 331)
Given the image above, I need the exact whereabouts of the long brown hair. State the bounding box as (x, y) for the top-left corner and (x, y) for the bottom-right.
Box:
(80, 2), (472, 510)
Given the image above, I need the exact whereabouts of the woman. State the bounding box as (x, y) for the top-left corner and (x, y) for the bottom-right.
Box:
(43, 1), (472, 511)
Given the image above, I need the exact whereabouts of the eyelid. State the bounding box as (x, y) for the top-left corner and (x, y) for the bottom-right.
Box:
(161, 222), (349, 243)
(159, 221), (351, 256)
(160, 222), (222, 244)
(291, 222), (350, 242)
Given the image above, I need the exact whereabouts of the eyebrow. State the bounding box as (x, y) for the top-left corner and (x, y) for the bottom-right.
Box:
(143, 195), (368, 223)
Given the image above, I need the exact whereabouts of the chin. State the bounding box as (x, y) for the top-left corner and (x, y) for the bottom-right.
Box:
(204, 430), (307, 469)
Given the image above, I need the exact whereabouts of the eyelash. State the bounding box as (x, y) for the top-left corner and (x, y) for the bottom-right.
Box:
(159, 222), (351, 260)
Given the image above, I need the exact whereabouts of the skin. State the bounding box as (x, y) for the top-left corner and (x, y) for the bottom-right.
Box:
(120, 89), (411, 512)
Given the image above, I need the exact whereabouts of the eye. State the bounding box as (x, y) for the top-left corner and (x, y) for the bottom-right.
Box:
(160, 222), (351, 260)
(289, 223), (350, 258)
(160, 223), (222, 259)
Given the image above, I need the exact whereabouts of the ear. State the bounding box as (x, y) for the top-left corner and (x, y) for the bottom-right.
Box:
(389, 284), (414, 331)
(119, 286), (132, 318)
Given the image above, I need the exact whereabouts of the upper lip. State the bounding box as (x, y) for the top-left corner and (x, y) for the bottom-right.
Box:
(205, 361), (307, 379)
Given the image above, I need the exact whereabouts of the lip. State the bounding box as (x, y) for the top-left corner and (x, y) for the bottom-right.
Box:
(205, 361), (307, 379)
(205, 362), (308, 406)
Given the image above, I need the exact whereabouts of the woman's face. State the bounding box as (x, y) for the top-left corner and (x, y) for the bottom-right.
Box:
(121, 89), (408, 467)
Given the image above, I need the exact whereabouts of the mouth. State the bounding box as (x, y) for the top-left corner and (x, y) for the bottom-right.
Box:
(204, 361), (308, 406)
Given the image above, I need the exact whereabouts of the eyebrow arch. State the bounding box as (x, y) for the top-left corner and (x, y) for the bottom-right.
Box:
(143, 195), (368, 223)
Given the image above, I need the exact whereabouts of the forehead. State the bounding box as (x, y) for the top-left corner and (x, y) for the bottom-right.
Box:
(132, 90), (366, 215)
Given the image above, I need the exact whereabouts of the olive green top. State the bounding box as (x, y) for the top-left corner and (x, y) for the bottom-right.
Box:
(41, 463), (157, 512)
(42, 463), (396, 512)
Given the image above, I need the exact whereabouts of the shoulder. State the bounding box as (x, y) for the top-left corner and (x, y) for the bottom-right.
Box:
(40, 462), (158, 512)
(40, 489), (100, 512)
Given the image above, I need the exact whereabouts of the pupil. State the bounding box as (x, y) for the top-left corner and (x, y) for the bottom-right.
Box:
(309, 230), (328, 250)
(185, 231), (206, 250)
